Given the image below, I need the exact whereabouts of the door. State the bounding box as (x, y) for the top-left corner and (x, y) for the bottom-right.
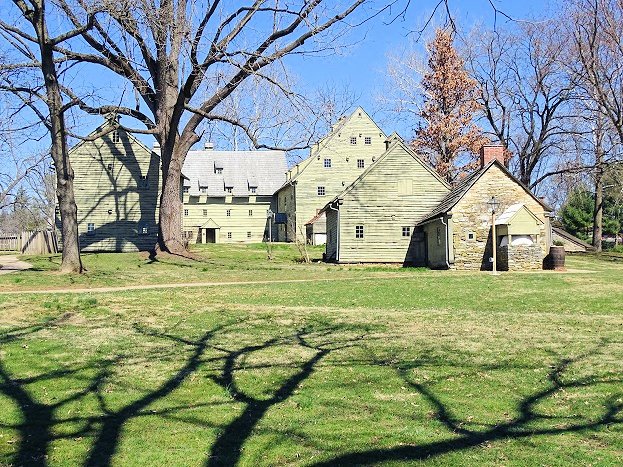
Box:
(205, 228), (216, 243)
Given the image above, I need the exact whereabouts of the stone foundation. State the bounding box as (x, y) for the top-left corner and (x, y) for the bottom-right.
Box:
(498, 244), (543, 271)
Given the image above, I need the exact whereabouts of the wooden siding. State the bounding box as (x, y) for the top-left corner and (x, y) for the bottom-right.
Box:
(182, 195), (274, 243)
(277, 108), (387, 241)
(69, 126), (161, 252)
(334, 143), (449, 263)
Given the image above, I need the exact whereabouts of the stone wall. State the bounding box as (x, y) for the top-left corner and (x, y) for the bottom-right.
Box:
(450, 164), (550, 271)
(497, 244), (543, 271)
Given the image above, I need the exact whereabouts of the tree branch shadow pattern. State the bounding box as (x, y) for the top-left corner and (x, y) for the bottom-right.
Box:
(0, 316), (620, 467)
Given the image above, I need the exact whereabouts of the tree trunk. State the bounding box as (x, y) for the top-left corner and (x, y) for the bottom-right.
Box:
(56, 171), (83, 272)
(157, 142), (186, 255)
(593, 160), (604, 253)
(32, 0), (83, 273)
(592, 115), (605, 253)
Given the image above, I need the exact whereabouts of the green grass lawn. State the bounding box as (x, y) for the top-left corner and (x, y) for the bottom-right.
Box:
(0, 245), (621, 466)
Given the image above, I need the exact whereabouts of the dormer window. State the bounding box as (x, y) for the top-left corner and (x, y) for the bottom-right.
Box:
(183, 186), (189, 194)
(214, 160), (224, 174)
(225, 186), (233, 194)
(250, 187), (257, 194)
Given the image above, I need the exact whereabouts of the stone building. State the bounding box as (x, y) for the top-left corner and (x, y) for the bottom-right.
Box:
(416, 145), (553, 270)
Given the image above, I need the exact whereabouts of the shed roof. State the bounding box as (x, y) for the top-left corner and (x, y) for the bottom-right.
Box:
(182, 149), (287, 197)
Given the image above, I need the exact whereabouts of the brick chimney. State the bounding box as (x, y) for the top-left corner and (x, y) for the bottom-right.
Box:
(480, 145), (505, 168)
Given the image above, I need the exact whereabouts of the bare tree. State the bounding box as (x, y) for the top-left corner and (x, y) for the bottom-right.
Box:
(0, 0), (90, 272)
(468, 21), (577, 189)
(44, 0), (406, 255)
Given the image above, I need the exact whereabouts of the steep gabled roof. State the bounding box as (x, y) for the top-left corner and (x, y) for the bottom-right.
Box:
(417, 159), (553, 225)
(275, 106), (387, 192)
(319, 139), (450, 214)
(68, 119), (156, 157)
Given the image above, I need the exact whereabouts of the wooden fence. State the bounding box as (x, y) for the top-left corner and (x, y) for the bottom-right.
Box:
(0, 231), (58, 254)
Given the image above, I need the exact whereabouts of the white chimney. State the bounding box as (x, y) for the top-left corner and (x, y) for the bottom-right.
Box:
(204, 142), (214, 150)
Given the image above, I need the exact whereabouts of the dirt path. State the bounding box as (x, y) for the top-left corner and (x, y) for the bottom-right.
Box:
(0, 255), (32, 275)
(0, 275), (389, 295)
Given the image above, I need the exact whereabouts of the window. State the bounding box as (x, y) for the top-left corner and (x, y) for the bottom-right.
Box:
(107, 163), (114, 171)
(355, 225), (364, 239)
(139, 175), (148, 189)
(247, 231), (252, 238)
(215, 168), (223, 174)
(200, 187), (207, 193)
(203, 209), (207, 216)
(436, 227), (442, 246)
(250, 187), (256, 194)
(350, 136), (357, 145)
(357, 159), (365, 169)
(184, 209), (189, 216)
(111, 130), (120, 143)
(183, 186), (189, 194)
(139, 223), (148, 235)
(402, 227), (411, 237)
(87, 222), (95, 235)
(225, 187), (233, 193)
(317, 186), (325, 196)
(467, 232), (475, 241)
(184, 231), (194, 239)
(324, 158), (332, 168)
(249, 209), (253, 217)
(364, 136), (372, 145)
(227, 232), (232, 239)
(226, 209), (231, 217)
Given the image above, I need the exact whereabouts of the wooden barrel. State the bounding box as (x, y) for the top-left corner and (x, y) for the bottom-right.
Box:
(545, 245), (565, 270)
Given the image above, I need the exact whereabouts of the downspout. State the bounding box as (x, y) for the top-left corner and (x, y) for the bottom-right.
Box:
(328, 202), (340, 262)
(440, 215), (450, 269)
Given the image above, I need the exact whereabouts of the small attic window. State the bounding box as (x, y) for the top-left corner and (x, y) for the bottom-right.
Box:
(111, 130), (120, 143)
(350, 136), (357, 145)
(467, 232), (475, 241)
(364, 136), (371, 145)
(214, 161), (224, 174)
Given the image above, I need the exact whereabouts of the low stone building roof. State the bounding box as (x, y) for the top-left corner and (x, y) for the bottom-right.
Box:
(552, 227), (594, 252)
(417, 160), (552, 225)
(182, 149), (287, 197)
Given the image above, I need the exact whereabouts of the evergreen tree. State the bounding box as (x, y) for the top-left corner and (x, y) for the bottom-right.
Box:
(413, 28), (489, 184)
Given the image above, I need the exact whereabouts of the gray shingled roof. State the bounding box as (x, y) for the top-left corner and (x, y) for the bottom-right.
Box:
(182, 149), (287, 197)
(417, 159), (553, 225)
(416, 166), (485, 224)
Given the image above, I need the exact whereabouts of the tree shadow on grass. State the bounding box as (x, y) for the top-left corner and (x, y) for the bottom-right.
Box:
(312, 341), (623, 466)
(1, 316), (621, 467)
(0, 315), (367, 467)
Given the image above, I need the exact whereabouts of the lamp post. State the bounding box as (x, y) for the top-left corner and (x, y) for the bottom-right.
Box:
(487, 196), (500, 274)
(266, 209), (274, 260)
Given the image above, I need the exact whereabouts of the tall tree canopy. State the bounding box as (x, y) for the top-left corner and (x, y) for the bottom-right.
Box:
(412, 28), (488, 184)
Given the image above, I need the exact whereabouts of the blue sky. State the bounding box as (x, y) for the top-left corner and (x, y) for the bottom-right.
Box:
(289, 0), (553, 139)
